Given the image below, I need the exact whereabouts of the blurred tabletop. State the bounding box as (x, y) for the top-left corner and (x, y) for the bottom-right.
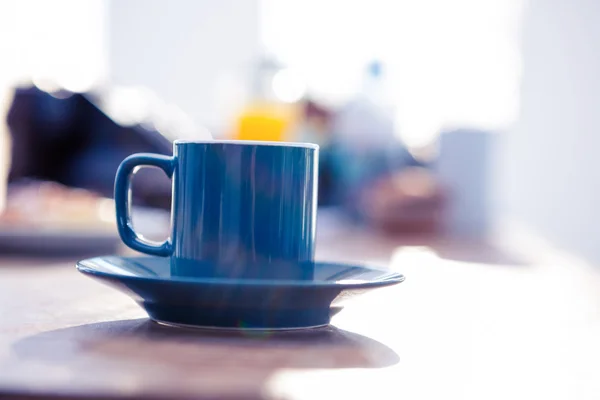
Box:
(0, 210), (599, 400)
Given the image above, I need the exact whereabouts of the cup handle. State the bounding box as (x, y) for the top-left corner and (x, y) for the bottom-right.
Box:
(114, 153), (175, 256)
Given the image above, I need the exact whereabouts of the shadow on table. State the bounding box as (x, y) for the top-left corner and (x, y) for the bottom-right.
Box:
(13, 318), (399, 370)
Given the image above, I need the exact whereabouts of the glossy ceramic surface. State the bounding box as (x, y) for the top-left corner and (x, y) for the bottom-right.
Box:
(115, 140), (319, 279)
(76, 256), (405, 329)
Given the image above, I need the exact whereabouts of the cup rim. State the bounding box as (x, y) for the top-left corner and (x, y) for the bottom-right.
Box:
(173, 139), (319, 149)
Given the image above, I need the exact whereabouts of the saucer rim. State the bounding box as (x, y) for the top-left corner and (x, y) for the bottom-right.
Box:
(153, 319), (329, 332)
(76, 255), (405, 289)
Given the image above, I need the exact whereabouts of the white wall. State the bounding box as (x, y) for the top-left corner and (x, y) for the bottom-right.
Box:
(499, 0), (600, 263)
(108, 0), (260, 134)
(0, 0), (107, 92)
(261, 0), (522, 149)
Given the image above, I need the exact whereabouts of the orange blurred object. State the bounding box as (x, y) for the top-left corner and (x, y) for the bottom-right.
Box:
(232, 102), (299, 142)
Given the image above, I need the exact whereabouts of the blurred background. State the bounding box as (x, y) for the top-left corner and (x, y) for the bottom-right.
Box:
(0, 0), (597, 264)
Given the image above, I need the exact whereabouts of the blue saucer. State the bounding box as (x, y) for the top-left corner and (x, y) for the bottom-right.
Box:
(76, 256), (404, 330)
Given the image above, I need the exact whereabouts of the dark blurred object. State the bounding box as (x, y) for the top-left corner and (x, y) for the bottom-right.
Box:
(6, 85), (173, 209)
(294, 99), (336, 206)
(358, 167), (446, 234)
(328, 141), (420, 206)
(328, 142), (446, 234)
(295, 99), (333, 147)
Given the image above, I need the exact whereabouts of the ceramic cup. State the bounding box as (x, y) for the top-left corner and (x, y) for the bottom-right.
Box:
(114, 140), (319, 280)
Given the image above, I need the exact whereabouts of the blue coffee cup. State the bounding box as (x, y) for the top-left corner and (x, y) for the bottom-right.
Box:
(114, 140), (319, 280)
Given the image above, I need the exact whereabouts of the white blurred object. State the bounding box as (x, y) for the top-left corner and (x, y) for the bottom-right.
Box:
(271, 68), (306, 103)
(436, 129), (494, 236)
(332, 61), (396, 148)
(95, 85), (213, 141)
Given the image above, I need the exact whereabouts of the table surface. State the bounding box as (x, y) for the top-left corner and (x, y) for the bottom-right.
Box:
(1, 213), (599, 400)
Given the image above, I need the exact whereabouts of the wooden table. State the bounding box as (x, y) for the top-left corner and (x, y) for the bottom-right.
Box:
(1, 214), (599, 399)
